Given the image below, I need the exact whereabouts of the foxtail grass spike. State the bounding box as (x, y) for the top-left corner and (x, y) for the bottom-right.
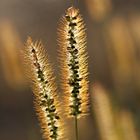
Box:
(58, 6), (89, 118)
(23, 37), (63, 140)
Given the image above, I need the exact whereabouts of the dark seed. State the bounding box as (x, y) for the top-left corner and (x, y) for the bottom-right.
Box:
(72, 16), (77, 20)
(55, 115), (60, 119)
(69, 22), (77, 27)
(65, 15), (70, 21)
(32, 49), (35, 53)
(71, 45), (75, 49)
(73, 49), (78, 54)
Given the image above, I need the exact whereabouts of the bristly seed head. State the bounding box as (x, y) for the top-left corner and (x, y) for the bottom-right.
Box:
(58, 7), (89, 118)
(23, 37), (63, 140)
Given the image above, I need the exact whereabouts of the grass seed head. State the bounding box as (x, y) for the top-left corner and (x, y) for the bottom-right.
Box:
(23, 37), (63, 140)
(58, 7), (89, 118)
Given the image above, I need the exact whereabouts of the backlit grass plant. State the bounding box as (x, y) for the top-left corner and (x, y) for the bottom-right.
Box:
(58, 6), (89, 140)
(23, 6), (89, 140)
(23, 38), (63, 140)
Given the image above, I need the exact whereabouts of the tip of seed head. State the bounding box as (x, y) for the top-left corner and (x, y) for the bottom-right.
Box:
(66, 6), (79, 18)
(27, 36), (32, 45)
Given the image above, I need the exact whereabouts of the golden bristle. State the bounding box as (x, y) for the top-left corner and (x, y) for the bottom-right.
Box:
(58, 7), (89, 118)
(23, 37), (63, 140)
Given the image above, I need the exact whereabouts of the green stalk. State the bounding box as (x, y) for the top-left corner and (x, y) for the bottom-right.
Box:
(75, 116), (79, 140)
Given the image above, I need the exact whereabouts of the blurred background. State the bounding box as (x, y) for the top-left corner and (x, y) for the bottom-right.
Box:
(0, 0), (140, 140)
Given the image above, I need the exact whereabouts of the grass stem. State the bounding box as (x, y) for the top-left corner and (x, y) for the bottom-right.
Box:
(75, 116), (79, 140)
